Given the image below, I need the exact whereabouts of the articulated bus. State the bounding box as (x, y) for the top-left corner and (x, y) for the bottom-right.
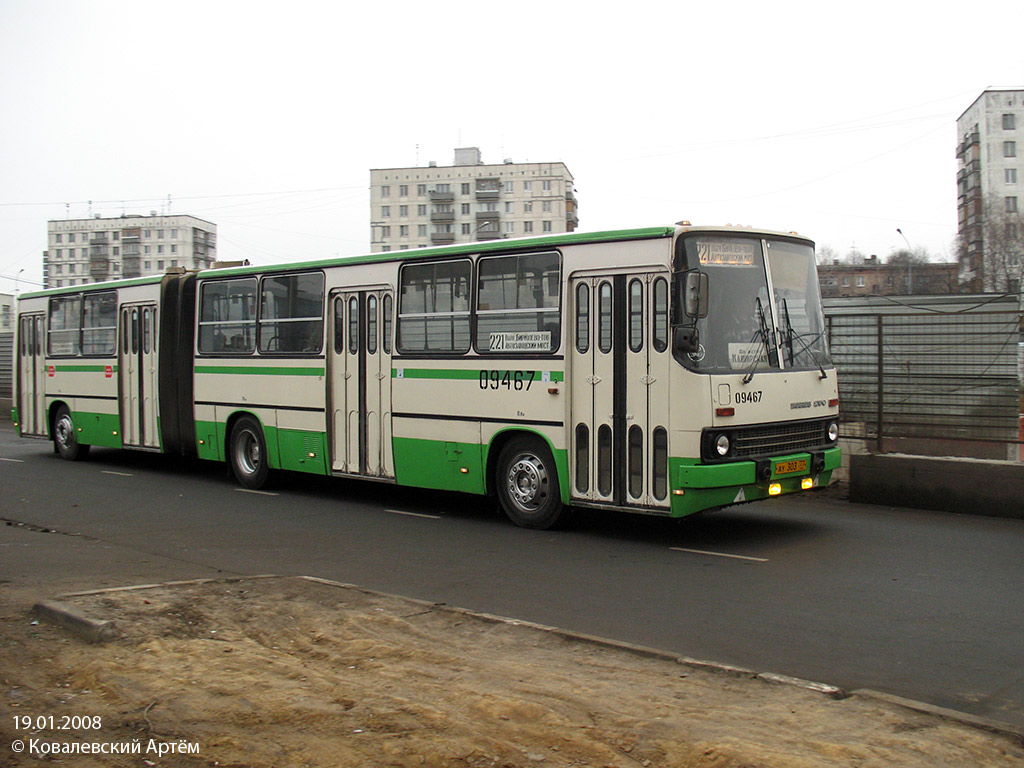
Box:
(12, 223), (841, 528)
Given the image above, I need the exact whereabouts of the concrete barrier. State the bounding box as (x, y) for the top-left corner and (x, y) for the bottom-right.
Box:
(849, 453), (1024, 518)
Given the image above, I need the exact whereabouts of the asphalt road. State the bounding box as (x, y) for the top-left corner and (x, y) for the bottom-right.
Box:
(2, 419), (1023, 731)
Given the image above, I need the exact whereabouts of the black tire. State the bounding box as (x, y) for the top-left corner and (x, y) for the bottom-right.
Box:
(53, 406), (90, 461)
(495, 436), (563, 529)
(229, 416), (270, 489)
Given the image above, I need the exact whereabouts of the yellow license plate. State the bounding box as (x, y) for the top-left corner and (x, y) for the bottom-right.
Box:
(774, 459), (808, 475)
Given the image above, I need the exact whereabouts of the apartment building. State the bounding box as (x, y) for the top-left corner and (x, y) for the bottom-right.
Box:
(956, 88), (1024, 292)
(369, 147), (577, 252)
(44, 213), (217, 289)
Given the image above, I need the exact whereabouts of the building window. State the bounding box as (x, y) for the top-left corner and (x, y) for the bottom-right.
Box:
(417, 205), (427, 216)
(856, 276), (866, 287)
(381, 206), (391, 217)
(399, 184), (408, 197)
(399, 205), (408, 217)
(417, 225), (427, 236)
(1007, 169), (1018, 184)
(1003, 114), (1016, 130)
(543, 221), (552, 232)
(417, 184), (427, 195)
(381, 185), (390, 197)
(524, 222), (534, 233)
(461, 183), (470, 194)
(524, 201), (533, 213)
(399, 225), (408, 236)
(461, 203), (471, 215)
(461, 223), (471, 235)
(1006, 197), (1019, 213)
(1004, 141), (1017, 158)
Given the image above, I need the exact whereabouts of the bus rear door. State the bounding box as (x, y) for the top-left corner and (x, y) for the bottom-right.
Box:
(17, 313), (47, 437)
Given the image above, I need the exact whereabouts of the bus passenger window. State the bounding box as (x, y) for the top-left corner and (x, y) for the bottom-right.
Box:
(653, 278), (668, 353)
(476, 251), (561, 353)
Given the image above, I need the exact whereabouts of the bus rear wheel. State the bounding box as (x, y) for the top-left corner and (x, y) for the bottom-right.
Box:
(496, 436), (563, 529)
(54, 406), (90, 461)
(229, 416), (270, 489)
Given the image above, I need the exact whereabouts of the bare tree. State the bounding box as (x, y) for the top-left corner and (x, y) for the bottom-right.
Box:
(969, 195), (1024, 293)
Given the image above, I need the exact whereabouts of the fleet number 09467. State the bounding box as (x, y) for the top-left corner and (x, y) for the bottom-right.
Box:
(735, 390), (763, 404)
(479, 370), (536, 391)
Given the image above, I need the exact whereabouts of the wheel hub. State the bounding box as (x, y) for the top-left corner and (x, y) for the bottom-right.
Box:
(507, 455), (547, 510)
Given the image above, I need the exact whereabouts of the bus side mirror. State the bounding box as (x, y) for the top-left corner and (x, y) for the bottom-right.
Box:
(684, 271), (709, 318)
(673, 326), (700, 355)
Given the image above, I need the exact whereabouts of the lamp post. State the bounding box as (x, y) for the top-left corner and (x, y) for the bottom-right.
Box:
(897, 228), (913, 294)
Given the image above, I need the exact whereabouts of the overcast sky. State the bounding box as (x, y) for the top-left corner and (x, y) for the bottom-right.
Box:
(2, 0), (1022, 292)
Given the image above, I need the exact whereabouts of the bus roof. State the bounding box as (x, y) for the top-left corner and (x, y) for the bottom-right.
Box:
(18, 223), (814, 299)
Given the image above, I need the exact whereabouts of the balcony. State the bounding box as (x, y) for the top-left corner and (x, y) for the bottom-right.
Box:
(430, 210), (455, 223)
(89, 232), (108, 244)
(429, 189), (454, 203)
(475, 210), (500, 222)
(121, 228), (141, 242)
(90, 257), (109, 277)
(122, 257), (141, 279)
(431, 231), (455, 245)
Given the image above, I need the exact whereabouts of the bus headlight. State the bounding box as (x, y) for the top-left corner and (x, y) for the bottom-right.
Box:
(715, 434), (731, 456)
(827, 421), (839, 443)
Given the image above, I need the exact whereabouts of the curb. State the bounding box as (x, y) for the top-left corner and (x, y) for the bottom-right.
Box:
(32, 600), (119, 643)
(38, 574), (1024, 745)
(853, 689), (1024, 746)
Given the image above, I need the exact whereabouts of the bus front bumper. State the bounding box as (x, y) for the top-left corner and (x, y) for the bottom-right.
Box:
(669, 446), (841, 517)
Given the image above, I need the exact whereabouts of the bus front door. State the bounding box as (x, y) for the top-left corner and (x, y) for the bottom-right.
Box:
(570, 273), (671, 511)
(329, 289), (394, 479)
(119, 304), (160, 448)
(17, 314), (47, 437)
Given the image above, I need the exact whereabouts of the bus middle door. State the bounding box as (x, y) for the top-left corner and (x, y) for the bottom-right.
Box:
(329, 289), (394, 478)
(119, 304), (160, 448)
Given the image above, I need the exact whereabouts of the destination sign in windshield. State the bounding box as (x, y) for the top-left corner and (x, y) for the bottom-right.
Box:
(696, 239), (757, 267)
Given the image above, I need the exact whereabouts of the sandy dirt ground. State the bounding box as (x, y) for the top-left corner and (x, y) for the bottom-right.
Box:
(1, 576), (1022, 768)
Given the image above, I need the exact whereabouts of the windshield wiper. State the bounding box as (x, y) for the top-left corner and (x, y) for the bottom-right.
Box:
(742, 297), (773, 385)
(780, 298), (827, 379)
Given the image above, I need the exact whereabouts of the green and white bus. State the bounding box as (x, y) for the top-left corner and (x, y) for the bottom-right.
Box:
(12, 223), (841, 528)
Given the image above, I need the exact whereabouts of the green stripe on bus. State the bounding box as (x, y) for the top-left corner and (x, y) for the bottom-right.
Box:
(394, 368), (564, 382)
(53, 364), (117, 373)
(194, 365), (325, 377)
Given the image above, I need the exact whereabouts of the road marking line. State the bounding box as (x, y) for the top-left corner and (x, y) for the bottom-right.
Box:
(101, 470), (134, 477)
(235, 488), (279, 496)
(0, 458), (25, 463)
(385, 509), (441, 520)
(670, 547), (768, 563)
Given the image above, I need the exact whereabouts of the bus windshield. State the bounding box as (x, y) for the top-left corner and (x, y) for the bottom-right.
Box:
(674, 235), (831, 375)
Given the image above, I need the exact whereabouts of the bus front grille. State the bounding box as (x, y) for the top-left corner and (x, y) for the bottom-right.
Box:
(731, 420), (830, 458)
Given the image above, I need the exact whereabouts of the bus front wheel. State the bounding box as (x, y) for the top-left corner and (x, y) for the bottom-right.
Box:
(229, 416), (270, 489)
(54, 406), (90, 461)
(496, 436), (563, 529)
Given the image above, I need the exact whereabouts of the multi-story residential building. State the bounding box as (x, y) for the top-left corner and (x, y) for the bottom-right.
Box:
(956, 88), (1024, 292)
(369, 147), (577, 252)
(43, 213), (217, 289)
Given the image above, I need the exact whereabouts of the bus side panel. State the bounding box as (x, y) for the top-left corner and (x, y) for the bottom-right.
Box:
(391, 419), (484, 495)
